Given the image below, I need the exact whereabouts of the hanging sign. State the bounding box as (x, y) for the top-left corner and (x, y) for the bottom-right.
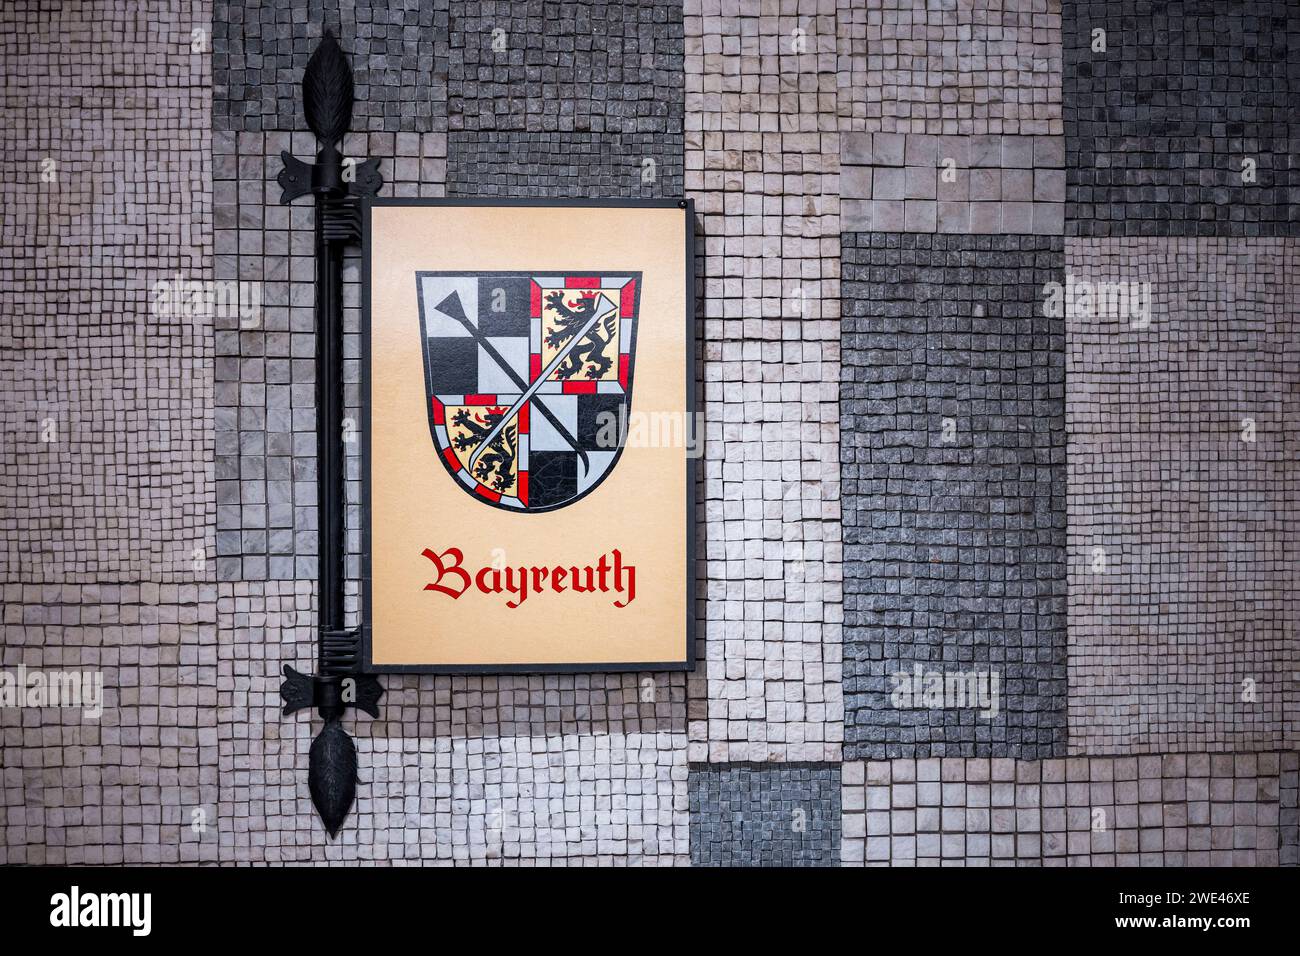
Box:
(362, 199), (694, 672)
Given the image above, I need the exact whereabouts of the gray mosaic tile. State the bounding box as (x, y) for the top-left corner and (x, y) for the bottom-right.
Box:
(446, 0), (685, 197)
(684, 0), (844, 764)
(7, 0), (1297, 870)
(214, 1), (449, 134)
(212, 131), (446, 583)
(1063, 0), (1300, 236)
(840, 132), (1066, 235)
(689, 762), (841, 866)
(1281, 753), (1299, 866)
(0, 584), (221, 865)
(214, 580), (689, 863)
(841, 232), (1068, 761)
(447, 130), (682, 198)
(844, 754), (1290, 866)
(0, 1), (214, 584)
(1066, 238), (1300, 754)
(837, 0), (1063, 136)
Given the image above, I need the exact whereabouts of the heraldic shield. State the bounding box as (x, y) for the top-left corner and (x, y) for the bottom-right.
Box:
(417, 271), (641, 512)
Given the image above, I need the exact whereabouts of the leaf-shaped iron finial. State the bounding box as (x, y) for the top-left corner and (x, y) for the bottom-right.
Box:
(309, 717), (358, 838)
(302, 30), (354, 147)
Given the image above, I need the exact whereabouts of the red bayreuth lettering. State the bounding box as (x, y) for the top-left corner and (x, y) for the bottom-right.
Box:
(421, 547), (471, 599)
(611, 549), (635, 608)
(420, 549), (636, 608)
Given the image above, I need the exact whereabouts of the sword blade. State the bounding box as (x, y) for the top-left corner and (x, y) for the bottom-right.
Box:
(468, 292), (615, 473)
(432, 291), (591, 476)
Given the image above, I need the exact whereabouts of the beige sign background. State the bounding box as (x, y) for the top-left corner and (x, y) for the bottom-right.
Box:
(365, 202), (690, 669)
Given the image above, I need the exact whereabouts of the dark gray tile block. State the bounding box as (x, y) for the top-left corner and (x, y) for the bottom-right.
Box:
(840, 232), (1068, 761)
(1063, 0), (1300, 236)
(689, 763), (841, 867)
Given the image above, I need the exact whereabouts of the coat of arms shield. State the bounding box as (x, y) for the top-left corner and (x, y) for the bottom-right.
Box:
(417, 271), (640, 512)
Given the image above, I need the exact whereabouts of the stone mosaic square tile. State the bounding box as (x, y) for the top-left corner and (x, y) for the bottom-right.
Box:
(446, 1), (685, 196)
(841, 132), (1066, 234)
(212, 131), (446, 583)
(1063, 0), (1300, 236)
(842, 233), (1067, 761)
(6, 0), (1297, 868)
(1281, 753), (1299, 866)
(684, 0), (844, 763)
(214, 580), (690, 863)
(843, 754), (1291, 866)
(1066, 238), (1300, 754)
(689, 762), (840, 866)
(837, 0), (1063, 136)
(214, 1), (449, 134)
(0, 2), (213, 584)
(447, 129), (683, 198)
(1, 585), (220, 865)
(447, 0), (683, 132)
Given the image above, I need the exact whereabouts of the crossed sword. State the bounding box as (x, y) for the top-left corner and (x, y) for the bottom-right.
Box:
(433, 290), (616, 478)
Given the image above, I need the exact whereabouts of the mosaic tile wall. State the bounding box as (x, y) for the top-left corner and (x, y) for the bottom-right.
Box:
(841, 233), (1068, 761)
(1, 583), (220, 865)
(212, 128), (447, 585)
(214, 0), (452, 586)
(206, 1), (693, 864)
(1066, 237), (1300, 754)
(1062, 0), (1300, 236)
(446, 0), (684, 198)
(684, 0), (845, 765)
(0, 0), (213, 584)
(2, 0), (1297, 867)
(214, 0), (448, 133)
(843, 753), (1291, 866)
(1282, 758), (1299, 867)
(689, 762), (840, 866)
(841, 132), (1066, 234)
(215, 580), (689, 864)
(0, 0), (220, 866)
(835, 0), (1063, 135)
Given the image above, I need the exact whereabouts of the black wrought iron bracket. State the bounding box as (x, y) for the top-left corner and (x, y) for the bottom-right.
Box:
(275, 30), (385, 838)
